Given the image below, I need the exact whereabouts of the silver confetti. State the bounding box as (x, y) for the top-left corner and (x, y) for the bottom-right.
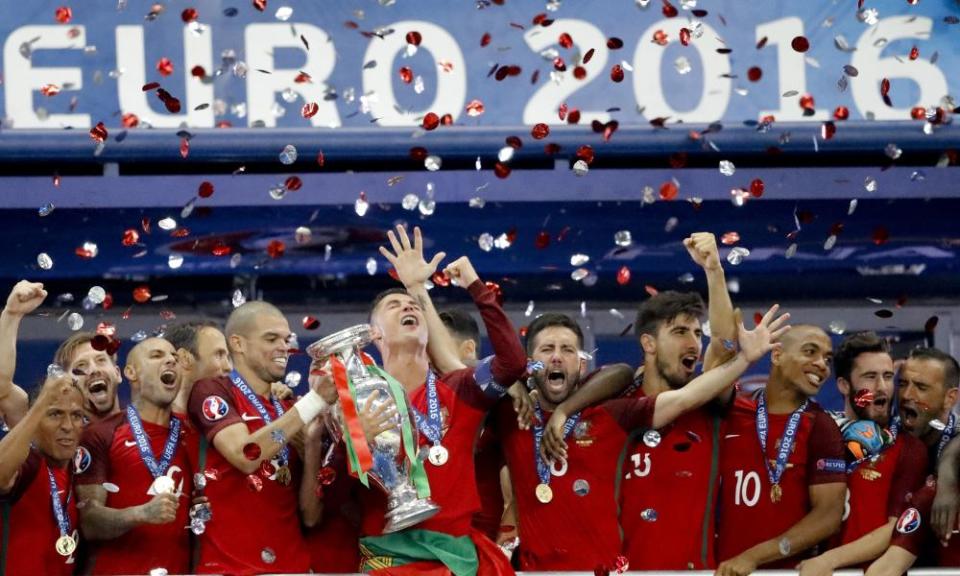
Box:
(828, 320), (847, 335)
(232, 289), (246, 308)
(478, 233), (494, 252)
(864, 176), (878, 192)
(572, 159), (589, 176)
(614, 230), (632, 247)
(67, 312), (84, 331)
(424, 155), (442, 171)
(884, 143), (902, 160)
(38, 203), (55, 217)
(824, 234), (838, 250)
(418, 199), (436, 216)
(158, 217), (176, 231)
(168, 254), (184, 269)
(354, 195), (369, 216)
(284, 371), (301, 388)
(571, 268), (589, 282)
(719, 160), (736, 176)
(37, 253), (53, 270)
(279, 144), (298, 165)
(87, 286), (106, 304)
(365, 257), (377, 275)
(570, 254), (590, 266)
(726, 247), (750, 265)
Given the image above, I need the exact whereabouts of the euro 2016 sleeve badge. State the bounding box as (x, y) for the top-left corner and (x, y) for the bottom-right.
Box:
(202, 396), (230, 421)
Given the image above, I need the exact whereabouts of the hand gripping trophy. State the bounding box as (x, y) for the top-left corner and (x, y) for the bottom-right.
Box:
(306, 324), (439, 533)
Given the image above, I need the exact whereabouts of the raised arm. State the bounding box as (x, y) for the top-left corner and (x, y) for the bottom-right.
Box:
(653, 305), (789, 429)
(684, 233), (737, 372)
(0, 281), (46, 429)
(378, 225), (463, 374)
(716, 481), (846, 576)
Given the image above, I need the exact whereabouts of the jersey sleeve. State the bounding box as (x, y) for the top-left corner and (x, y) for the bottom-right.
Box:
(0, 448), (41, 503)
(808, 408), (847, 485)
(887, 436), (930, 519)
(188, 376), (245, 442)
(602, 395), (656, 431)
(76, 416), (121, 486)
(468, 280), (527, 388)
(890, 482), (936, 557)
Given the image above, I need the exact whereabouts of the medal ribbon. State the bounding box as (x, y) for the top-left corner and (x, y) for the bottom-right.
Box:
(532, 402), (581, 486)
(329, 355), (374, 487)
(125, 405), (181, 478)
(46, 466), (72, 539)
(409, 371), (442, 446)
(756, 393), (807, 490)
(938, 413), (957, 461)
(366, 365), (432, 499)
(229, 370), (288, 466)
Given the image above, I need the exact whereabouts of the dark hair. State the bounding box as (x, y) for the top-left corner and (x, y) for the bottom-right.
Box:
(525, 313), (583, 354)
(833, 331), (890, 383)
(369, 287), (410, 321)
(908, 347), (960, 390)
(634, 291), (705, 340)
(165, 320), (221, 357)
(439, 309), (480, 344)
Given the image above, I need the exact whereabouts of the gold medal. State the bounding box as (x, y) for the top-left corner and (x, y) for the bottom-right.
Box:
(55, 535), (76, 557)
(535, 483), (553, 504)
(770, 483), (782, 503)
(428, 445), (449, 466)
(860, 467), (882, 481)
(275, 465), (292, 486)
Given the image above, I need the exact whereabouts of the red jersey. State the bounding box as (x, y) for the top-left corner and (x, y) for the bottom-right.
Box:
(76, 411), (197, 575)
(835, 430), (928, 548)
(188, 376), (310, 575)
(307, 441), (362, 573)
(0, 449), (78, 576)
(890, 477), (960, 566)
(499, 396), (655, 571)
(358, 280), (527, 541)
(620, 393), (721, 570)
(717, 396), (846, 567)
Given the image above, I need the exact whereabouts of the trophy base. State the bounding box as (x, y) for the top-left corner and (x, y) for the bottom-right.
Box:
(382, 498), (441, 534)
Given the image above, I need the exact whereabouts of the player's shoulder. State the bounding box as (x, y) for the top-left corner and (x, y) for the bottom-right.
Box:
(190, 375), (233, 400)
(731, 392), (758, 414)
(81, 412), (125, 444)
(807, 403), (843, 436)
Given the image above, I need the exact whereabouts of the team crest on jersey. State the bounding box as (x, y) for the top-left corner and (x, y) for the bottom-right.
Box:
(896, 508), (921, 534)
(574, 419), (593, 447)
(73, 447), (91, 474)
(202, 395), (230, 421)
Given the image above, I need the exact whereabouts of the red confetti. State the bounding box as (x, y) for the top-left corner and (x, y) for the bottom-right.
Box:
(54, 6), (72, 23)
(246, 474), (263, 492)
(602, 120), (619, 142)
(721, 232), (740, 245)
(872, 226), (889, 245)
(284, 176), (302, 191)
(749, 178), (764, 198)
(422, 112), (440, 131)
(854, 389), (875, 408)
(830, 222), (845, 236)
(558, 33), (573, 49)
(519, 326), (529, 339)
(179, 137), (189, 159)
(747, 67), (762, 82)
(317, 466), (336, 486)
(553, 57), (567, 72)
(607, 37), (623, 49)
(799, 93), (815, 110)
(583, 48), (595, 65)
(545, 142), (561, 155)
(480, 32), (491, 47)
(661, 0), (678, 17)
(190, 65), (206, 80)
(316, 151), (325, 167)
(266, 240), (285, 258)
(659, 181), (678, 200)
(576, 145), (595, 164)
(170, 228), (190, 238)
(493, 162), (511, 179)
(911, 106), (926, 120)
(156, 57), (174, 77)
(181, 8), (198, 22)
(90, 334), (111, 352)
(652, 30), (668, 46)
(121, 113), (140, 128)
(535, 231), (550, 249)
(197, 181), (214, 198)
(610, 64), (624, 83)
(571, 66), (586, 80)
(440, 113), (454, 126)
(680, 28), (691, 46)
(301, 102), (319, 118)
(617, 266), (631, 286)
(399, 66), (413, 84)
(756, 36), (769, 49)
(89, 122), (108, 142)
(212, 243), (231, 257)
(293, 71), (311, 83)
(531, 123), (550, 140)
(880, 78), (891, 97)
(790, 36), (810, 53)
(133, 285), (152, 304)
(409, 147), (428, 161)
(243, 443), (262, 460)
(506, 136), (523, 149)
(567, 109), (581, 123)
(405, 31), (422, 46)
(252, 0), (266, 12)
(485, 281), (504, 306)
(465, 99), (485, 116)
(753, 312), (764, 326)
(821, 121), (836, 140)
(141, 217), (151, 234)
(122, 229), (140, 246)
(142, 82), (160, 92)
(909, 46), (919, 61)
(40, 84), (60, 97)
(833, 106), (849, 121)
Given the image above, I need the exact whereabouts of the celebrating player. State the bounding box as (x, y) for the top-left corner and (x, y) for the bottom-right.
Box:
(164, 321), (233, 415)
(54, 331), (123, 424)
(0, 281), (42, 433)
(75, 337), (196, 574)
(0, 373), (84, 575)
(715, 325), (846, 576)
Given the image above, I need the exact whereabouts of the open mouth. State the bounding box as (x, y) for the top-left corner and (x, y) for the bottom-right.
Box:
(86, 379), (109, 402)
(400, 314), (419, 328)
(272, 357), (288, 369)
(901, 405), (919, 423)
(545, 370), (566, 392)
(804, 372), (824, 387)
(160, 370), (177, 385)
(680, 355), (698, 372)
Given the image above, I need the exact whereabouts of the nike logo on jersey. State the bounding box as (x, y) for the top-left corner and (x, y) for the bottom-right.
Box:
(124, 440), (138, 447)
(241, 413), (261, 422)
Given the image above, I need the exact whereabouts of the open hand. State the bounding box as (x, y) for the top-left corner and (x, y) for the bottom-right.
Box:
(379, 225), (445, 289)
(737, 305), (791, 364)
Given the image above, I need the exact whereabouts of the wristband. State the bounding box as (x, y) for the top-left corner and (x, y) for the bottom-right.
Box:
(294, 390), (329, 425)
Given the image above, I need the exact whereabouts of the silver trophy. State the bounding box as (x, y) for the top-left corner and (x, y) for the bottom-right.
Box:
(306, 324), (439, 533)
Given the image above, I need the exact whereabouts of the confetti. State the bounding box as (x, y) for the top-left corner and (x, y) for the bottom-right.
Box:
(133, 285), (152, 303)
(478, 233), (494, 252)
(37, 253), (53, 270)
(279, 145), (298, 165)
(617, 266), (631, 285)
(659, 180), (678, 200)
(791, 36), (810, 53)
(355, 192), (369, 216)
(726, 247), (750, 265)
(719, 160), (736, 176)
(531, 123), (550, 139)
(55, 6), (72, 23)
(614, 230), (632, 247)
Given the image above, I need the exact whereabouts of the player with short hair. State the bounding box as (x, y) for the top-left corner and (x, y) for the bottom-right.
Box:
(54, 331), (123, 424)
(75, 337), (197, 575)
(164, 320), (232, 415)
(0, 281), (42, 435)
